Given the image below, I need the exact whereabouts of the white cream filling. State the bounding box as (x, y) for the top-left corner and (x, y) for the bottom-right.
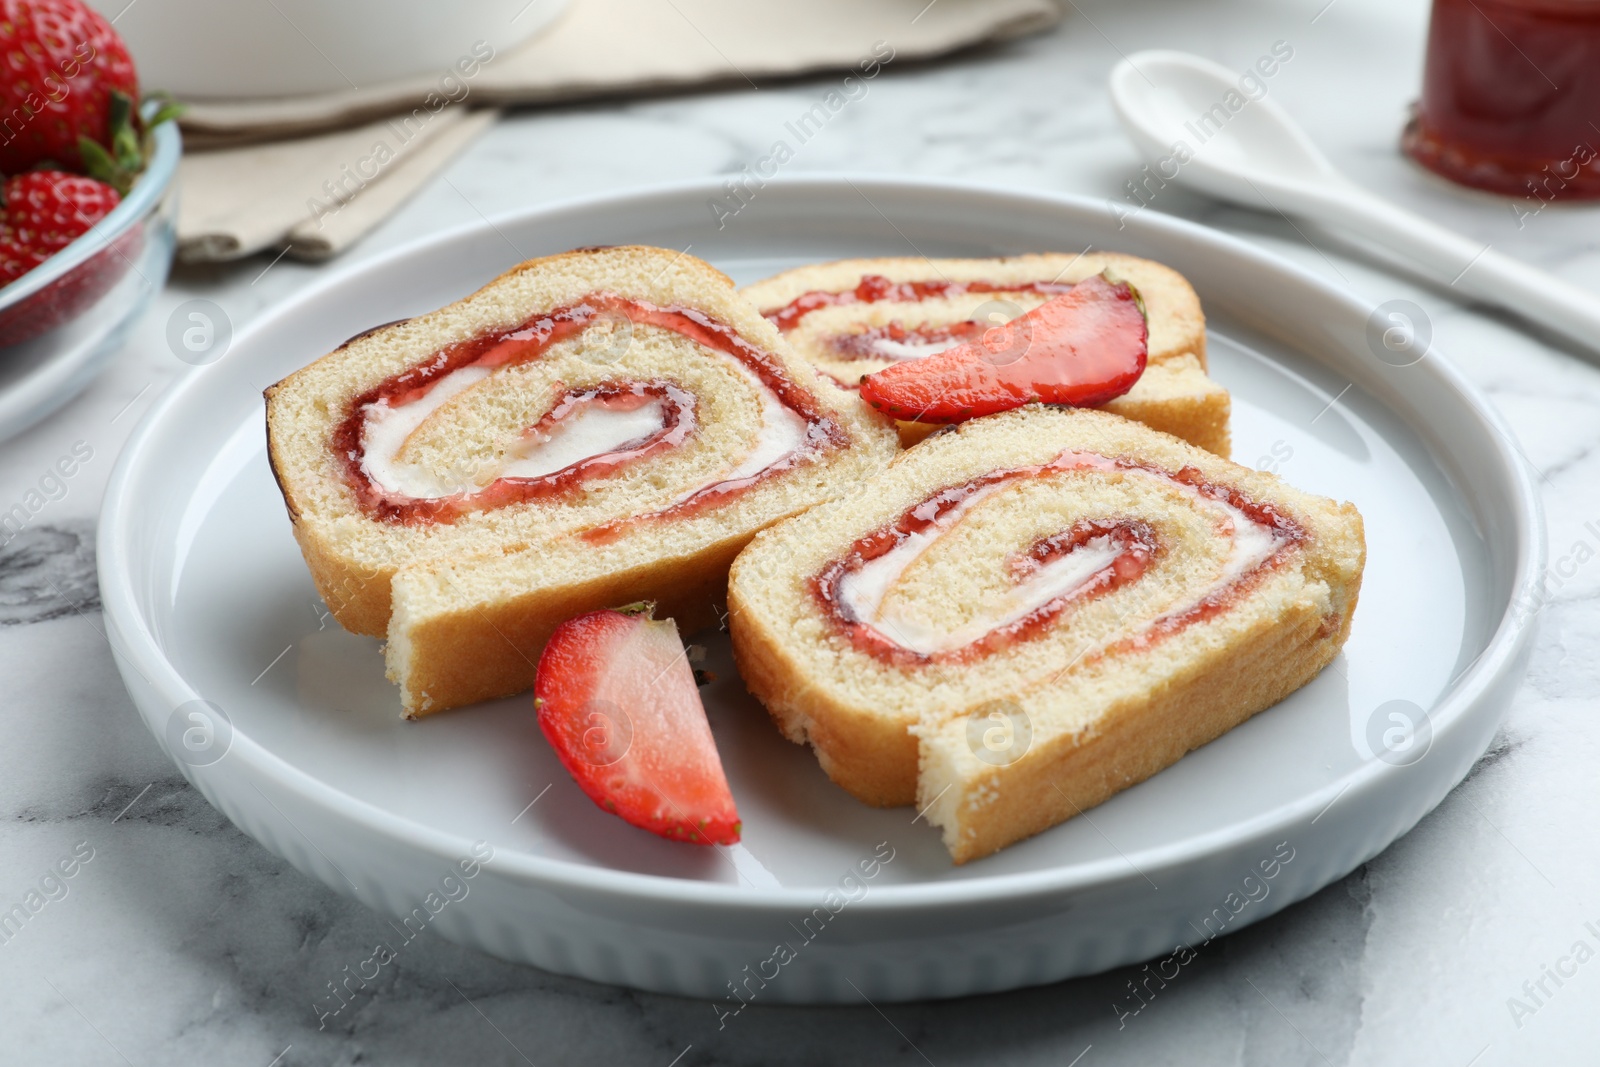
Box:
(1214, 500), (1280, 584)
(666, 357), (809, 503)
(358, 350), (810, 504)
(502, 399), (666, 481)
(836, 463), (1283, 657)
(867, 337), (962, 361)
(836, 481), (1000, 655)
(359, 365), (670, 500)
(359, 366), (492, 499)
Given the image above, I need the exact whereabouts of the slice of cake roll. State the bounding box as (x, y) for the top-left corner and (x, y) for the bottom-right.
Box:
(728, 407), (1363, 862)
(266, 246), (898, 717)
(741, 253), (1230, 455)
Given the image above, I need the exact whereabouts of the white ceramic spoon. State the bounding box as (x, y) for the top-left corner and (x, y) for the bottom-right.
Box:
(1108, 49), (1600, 357)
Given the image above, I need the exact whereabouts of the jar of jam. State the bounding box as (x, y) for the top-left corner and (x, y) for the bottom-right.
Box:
(1403, 0), (1600, 201)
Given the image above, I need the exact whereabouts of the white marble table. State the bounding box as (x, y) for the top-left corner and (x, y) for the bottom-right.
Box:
(5, 0), (1598, 1062)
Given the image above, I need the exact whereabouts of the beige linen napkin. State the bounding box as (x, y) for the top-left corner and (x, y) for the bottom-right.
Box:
(176, 0), (1060, 262)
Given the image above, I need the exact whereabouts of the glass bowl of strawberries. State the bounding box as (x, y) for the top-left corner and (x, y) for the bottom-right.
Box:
(0, 0), (181, 441)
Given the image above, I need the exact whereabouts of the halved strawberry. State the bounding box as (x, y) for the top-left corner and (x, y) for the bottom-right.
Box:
(857, 273), (1149, 424)
(534, 604), (740, 845)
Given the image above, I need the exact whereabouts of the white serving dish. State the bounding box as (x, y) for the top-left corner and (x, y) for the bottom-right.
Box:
(91, 0), (568, 100)
(98, 177), (1542, 1004)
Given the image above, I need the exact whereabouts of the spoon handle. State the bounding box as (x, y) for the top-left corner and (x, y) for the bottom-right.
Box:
(1311, 186), (1600, 355)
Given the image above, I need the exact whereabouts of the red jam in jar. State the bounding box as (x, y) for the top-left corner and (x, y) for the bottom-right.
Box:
(1404, 0), (1600, 201)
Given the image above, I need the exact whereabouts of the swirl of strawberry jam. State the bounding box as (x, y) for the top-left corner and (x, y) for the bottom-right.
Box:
(811, 450), (1305, 665)
(333, 292), (846, 525)
(763, 274), (1075, 333)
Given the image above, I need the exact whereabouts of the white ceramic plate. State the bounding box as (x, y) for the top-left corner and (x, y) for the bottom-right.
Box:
(99, 177), (1542, 1004)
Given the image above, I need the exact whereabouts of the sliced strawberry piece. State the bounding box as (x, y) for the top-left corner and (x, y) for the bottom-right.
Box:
(534, 604), (740, 845)
(857, 273), (1149, 424)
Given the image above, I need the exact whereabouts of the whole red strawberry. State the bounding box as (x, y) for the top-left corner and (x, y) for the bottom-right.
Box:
(0, 0), (139, 176)
(0, 169), (135, 345)
(0, 170), (120, 282)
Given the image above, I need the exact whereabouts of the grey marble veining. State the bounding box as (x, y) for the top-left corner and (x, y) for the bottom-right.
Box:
(0, 521), (99, 627)
(3, 0), (1599, 1062)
